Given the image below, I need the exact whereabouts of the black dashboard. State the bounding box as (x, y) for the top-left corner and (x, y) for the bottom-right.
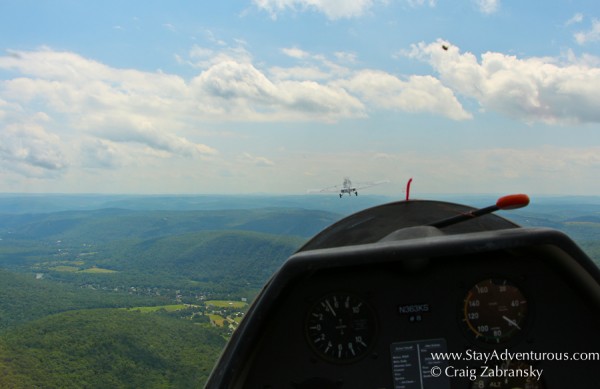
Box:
(206, 200), (600, 388)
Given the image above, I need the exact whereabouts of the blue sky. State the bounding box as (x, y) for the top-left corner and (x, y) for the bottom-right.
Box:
(1, 0), (600, 196)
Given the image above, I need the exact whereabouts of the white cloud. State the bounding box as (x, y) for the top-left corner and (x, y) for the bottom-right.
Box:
(0, 48), (371, 178)
(334, 51), (357, 64)
(575, 19), (600, 45)
(80, 138), (123, 169)
(176, 48), (367, 121)
(253, 0), (375, 20)
(336, 70), (471, 120)
(474, 0), (499, 14)
(96, 119), (219, 157)
(275, 46), (469, 120)
(268, 65), (330, 81)
(190, 59), (366, 121)
(0, 48), (218, 178)
(181, 44), (254, 70)
(192, 60), (278, 102)
(407, 40), (600, 124)
(0, 110), (67, 177)
(282, 47), (310, 59)
(240, 153), (275, 167)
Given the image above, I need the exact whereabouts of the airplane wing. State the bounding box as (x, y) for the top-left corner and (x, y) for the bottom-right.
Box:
(307, 179), (389, 194)
(353, 179), (390, 190)
(306, 185), (344, 194)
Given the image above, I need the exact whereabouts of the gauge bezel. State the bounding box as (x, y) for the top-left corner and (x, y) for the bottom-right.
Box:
(304, 292), (378, 364)
(459, 276), (532, 347)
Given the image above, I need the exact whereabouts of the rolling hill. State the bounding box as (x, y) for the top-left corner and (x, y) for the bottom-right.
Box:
(0, 268), (163, 331)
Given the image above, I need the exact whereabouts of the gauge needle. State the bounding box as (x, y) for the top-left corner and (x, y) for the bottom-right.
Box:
(325, 300), (337, 317)
(502, 315), (521, 330)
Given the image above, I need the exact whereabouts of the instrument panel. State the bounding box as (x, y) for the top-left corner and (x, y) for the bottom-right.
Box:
(227, 243), (600, 388)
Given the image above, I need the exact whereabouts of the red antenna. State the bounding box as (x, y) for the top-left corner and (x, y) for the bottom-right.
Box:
(405, 178), (413, 201)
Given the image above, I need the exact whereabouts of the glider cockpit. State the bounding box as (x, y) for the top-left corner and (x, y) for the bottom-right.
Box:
(206, 197), (600, 388)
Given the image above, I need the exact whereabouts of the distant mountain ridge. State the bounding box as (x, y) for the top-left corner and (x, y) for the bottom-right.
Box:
(0, 193), (392, 214)
(0, 207), (340, 295)
(0, 207), (339, 243)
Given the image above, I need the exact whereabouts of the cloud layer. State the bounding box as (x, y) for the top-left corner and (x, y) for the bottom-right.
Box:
(2, 40), (600, 186)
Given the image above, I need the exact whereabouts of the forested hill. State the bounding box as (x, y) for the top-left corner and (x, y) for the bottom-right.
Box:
(0, 308), (226, 388)
(0, 269), (163, 330)
(0, 207), (339, 299)
(100, 230), (307, 287)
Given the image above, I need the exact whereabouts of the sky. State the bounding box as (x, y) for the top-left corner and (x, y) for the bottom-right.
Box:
(1, 0), (600, 196)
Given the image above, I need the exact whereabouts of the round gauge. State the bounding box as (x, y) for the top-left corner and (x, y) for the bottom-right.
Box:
(463, 278), (527, 344)
(471, 360), (545, 389)
(305, 293), (376, 362)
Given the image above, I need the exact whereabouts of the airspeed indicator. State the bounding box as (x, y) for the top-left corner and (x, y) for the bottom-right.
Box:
(463, 278), (528, 344)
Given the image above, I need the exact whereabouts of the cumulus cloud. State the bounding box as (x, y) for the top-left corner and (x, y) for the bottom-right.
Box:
(185, 43), (253, 69)
(268, 66), (331, 82)
(80, 138), (123, 169)
(574, 19), (600, 45)
(191, 59), (366, 121)
(0, 48), (220, 178)
(0, 47), (371, 181)
(336, 70), (472, 120)
(406, 40), (600, 124)
(98, 121), (218, 157)
(253, 0), (375, 20)
(282, 47), (310, 59)
(0, 110), (67, 177)
(277, 47), (353, 79)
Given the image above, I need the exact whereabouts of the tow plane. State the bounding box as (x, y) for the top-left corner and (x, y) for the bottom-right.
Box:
(308, 177), (389, 198)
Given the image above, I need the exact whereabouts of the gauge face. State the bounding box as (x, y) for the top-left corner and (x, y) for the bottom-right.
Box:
(471, 360), (545, 389)
(463, 278), (527, 344)
(305, 293), (376, 362)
